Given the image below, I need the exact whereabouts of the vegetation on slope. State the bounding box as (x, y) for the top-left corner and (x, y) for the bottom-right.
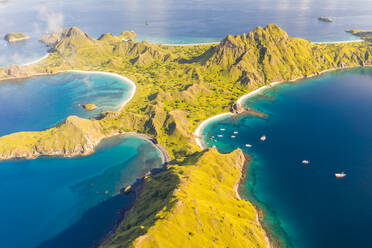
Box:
(1, 24), (370, 160)
(0, 116), (107, 160)
(0, 24), (371, 247)
(101, 149), (268, 248)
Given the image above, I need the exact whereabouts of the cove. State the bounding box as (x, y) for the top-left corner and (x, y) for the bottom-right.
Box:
(201, 68), (372, 248)
(0, 134), (163, 248)
(0, 71), (132, 136)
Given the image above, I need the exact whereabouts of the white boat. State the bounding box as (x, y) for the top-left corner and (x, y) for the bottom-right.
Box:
(234, 131), (239, 134)
(231, 135), (236, 138)
(245, 144), (252, 148)
(220, 128), (226, 131)
(260, 135), (266, 141)
(302, 160), (310, 164)
(335, 172), (346, 178)
(217, 135), (223, 138)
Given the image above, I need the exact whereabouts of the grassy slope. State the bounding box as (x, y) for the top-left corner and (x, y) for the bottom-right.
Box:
(0, 24), (371, 247)
(1, 24), (370, 160)
(0, 116), (107, 160)
(101, 149), (268, 248)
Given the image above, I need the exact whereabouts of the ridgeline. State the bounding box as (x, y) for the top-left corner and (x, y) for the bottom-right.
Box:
(0, 24), (371, 247)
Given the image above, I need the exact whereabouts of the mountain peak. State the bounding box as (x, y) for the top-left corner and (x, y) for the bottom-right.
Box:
(66, 27), (87, 38)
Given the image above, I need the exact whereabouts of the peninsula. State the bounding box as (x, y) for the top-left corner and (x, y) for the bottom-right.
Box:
(346, 29), (372, 42)
(4, 32), (30, 42)
(0, 25), (370, 247)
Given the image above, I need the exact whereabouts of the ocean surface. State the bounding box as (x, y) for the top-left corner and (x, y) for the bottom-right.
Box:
(1, 0), (372, 65)
(0, 71), (131, 136)
(0, 70), (160, 248)
(202, 68), (372, 248)
(0, 135), (163, 248)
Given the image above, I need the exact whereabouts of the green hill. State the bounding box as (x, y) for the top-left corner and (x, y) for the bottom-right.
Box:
(0, 24), (371, 247)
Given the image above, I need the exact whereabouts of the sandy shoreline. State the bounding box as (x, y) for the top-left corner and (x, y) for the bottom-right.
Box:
(194, 64), (372, 248)
(313, 39), (364, 44)
(0, 69), (137, 112)
(64, 70), (137, 112)
(193, 112), (233, 149)
(195, 64), (372, 150)
(20, 53), (50, 66)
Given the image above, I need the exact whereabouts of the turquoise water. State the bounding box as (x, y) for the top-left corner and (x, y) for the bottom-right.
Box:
(1, 0), (372, 65)
(0, 135), (163, 248)
(0, 72), (131, 136)
(202, 68), (372, 247)
(0, 71), (161, 247)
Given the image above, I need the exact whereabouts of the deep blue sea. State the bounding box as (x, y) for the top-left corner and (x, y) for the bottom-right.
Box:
(1, 0), (372, 65)
(202, 68), (372, 248)
(1, 0), (372, 247)
(0, 135), (163, 248)
(0, 72), (131, 136)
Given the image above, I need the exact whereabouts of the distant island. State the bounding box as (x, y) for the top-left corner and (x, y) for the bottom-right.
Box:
(79, 103), (97, 111)
(318, 17), (333, 22)
(346, 29), (372, 42)
(4, 32), (30, 42)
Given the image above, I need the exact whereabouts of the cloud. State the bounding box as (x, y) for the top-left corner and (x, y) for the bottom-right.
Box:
(33, 5), (64, 35)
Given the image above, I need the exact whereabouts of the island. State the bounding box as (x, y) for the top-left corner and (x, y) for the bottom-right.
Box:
(0, 25), (370, 247)
(346, 29), (372, 42)
(318, 17), (333, 22)
(4, 32), (30, 42)
(79, 103), (97, 111)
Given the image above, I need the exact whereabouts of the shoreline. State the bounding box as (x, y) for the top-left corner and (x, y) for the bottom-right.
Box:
(313, 39), (364, 44)
(0, 69), (137, 113)
(21, 53), (50, 66)
(0, 69), (172, 164)
(5, 38), (365, 68)
(234, 154), (272, 248)
(194, 64), (372, 248)
(193, 112), (234, 148)
(97, 134), (170, 247)
(0, 69), (137, 161)
(195, 64), (372, 150)
(63, 70), (137, 112)
(6, 36), (30, 43)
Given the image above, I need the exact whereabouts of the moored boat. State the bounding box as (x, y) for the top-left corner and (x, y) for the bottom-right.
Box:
(260, 135), (266, 141)
(335, 172), (346, 178)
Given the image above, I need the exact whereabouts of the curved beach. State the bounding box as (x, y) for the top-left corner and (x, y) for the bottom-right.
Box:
(21, 53), (50, 66)
(193, 112), (233, 149)
(195, 64), (372, 150)
(65, 70), (137, 112)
